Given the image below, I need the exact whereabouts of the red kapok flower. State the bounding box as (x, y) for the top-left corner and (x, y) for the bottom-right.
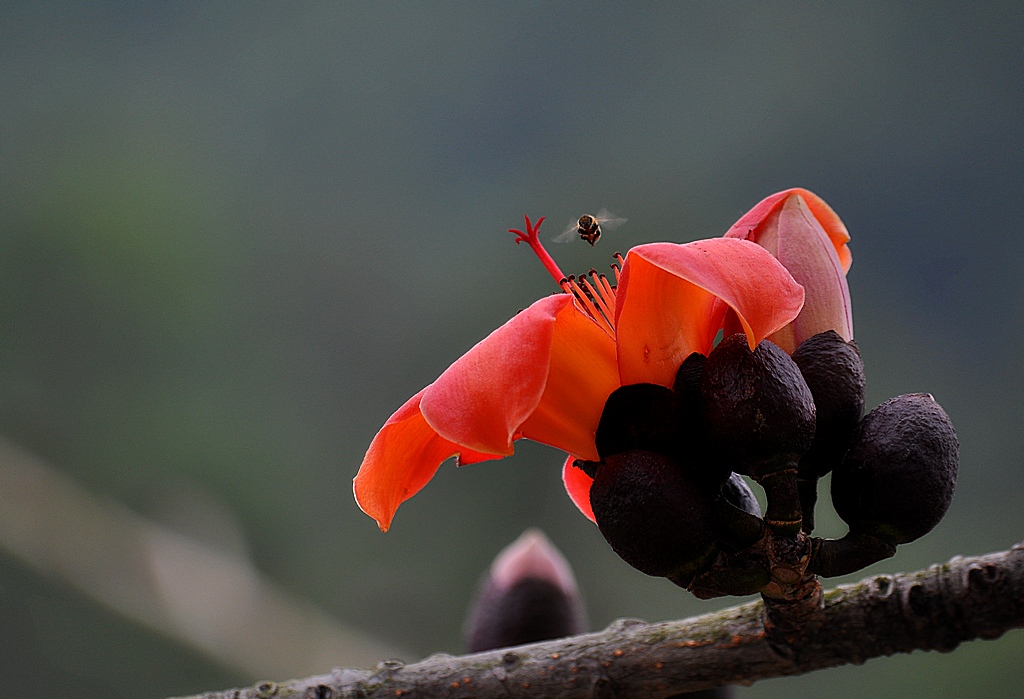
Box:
(354, 213), (805, 531)
(723, 188), (853, 354)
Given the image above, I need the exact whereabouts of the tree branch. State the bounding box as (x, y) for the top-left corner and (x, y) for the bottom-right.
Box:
(174, 541), (1024, 699)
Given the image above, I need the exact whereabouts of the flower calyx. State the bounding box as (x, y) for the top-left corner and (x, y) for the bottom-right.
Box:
(810, 393), (958, 577)
(791, 329), (866, 531)
(701, 333), (817, 536)
(577, 333), (958, 600)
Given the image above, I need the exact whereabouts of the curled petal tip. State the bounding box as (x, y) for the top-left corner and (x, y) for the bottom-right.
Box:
(562, 456), (596, 522)
(353, 389), (500, 532)
(726, 188), (853, 273)
(353, 479), (392, 532)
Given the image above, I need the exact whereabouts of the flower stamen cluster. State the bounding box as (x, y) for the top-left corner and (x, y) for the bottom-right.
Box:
(559, 258), (622, 338)
(511, 214), (624, 338)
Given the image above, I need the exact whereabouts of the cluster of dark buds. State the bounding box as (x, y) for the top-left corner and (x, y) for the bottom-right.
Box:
(576, 330), (959, 597)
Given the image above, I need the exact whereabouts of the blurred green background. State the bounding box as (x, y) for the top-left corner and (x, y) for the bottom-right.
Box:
(1, 3), (1022, 698)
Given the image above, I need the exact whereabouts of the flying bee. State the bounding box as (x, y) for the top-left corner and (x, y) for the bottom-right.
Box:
(554, 208), (627, 246)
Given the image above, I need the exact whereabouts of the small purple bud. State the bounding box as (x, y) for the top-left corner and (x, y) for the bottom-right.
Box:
(464, 529), (586, 652)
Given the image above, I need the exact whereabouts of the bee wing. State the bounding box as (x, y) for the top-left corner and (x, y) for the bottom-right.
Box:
(594, 208), (627, 230)
(553, 220), (581, 243)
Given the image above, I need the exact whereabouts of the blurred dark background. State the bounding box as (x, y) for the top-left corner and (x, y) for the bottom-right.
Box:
(1, 3), (1021, 698)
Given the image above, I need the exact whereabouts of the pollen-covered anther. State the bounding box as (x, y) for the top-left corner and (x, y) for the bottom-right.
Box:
(560, 265), (619, 337)
(581, 270), (614, 319)
(597, 272), (615, 302)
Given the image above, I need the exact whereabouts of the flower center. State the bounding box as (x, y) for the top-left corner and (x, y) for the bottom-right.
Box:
(560, 259), (622, 338)
(509, 214), (621, 338)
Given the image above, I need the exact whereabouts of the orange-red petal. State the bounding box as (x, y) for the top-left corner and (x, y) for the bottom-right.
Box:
(725, 187), (852, 273)
(725, 191), (853, 353)
(764, 195), (854, 352)
(614, 238), (805, 387)
(353, 389), (499, 532)
(561, 455), (596, 522)
(421, 294), (618, 462)
(420, 296), (564, 456)
(517, 300), (619, 461)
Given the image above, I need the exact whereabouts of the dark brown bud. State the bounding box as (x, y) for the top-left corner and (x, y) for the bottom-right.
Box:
(831, 393), (958, 546)
(595, 383), (681, 460)
(700, 334), (816, 479)
(589, 450), (718, 587)
(671, 352), (719, 485)
(792, 330), (866, 478)
(701, 335), (816, 534)
(673, 351), (707, 414)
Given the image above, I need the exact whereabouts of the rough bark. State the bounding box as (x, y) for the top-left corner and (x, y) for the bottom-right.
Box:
(174, 541), (1024, 699)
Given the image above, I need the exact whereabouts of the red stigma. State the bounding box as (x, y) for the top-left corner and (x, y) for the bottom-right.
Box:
(509, 215), (565, 284)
